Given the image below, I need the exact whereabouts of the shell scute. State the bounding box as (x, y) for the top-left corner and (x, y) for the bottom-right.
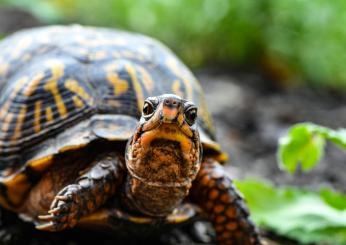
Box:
(0, 56), (95, 169)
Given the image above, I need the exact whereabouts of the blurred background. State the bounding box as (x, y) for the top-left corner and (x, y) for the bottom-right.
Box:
(2, 0), (346, 89)
(1, 0), (346, 244)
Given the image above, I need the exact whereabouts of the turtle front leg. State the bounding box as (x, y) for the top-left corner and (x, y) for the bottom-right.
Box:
(189, 159), (262, 245)
(36, 152), (125, 231)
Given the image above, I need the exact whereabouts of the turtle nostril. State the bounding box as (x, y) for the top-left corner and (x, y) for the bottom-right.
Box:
(164, 98), (180, 107)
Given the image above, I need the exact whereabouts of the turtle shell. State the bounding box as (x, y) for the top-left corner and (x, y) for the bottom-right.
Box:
(0, 25), (225, 209)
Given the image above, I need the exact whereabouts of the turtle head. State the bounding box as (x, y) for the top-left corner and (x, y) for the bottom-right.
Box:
(127, 94), (202, 186)
(124, 94), (202, 216)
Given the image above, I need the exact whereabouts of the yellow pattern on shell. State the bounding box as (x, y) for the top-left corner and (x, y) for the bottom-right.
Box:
(5, 173), (31, 206)
(13, 77), (29, 93)
(44, 60), (67, 118)
(128, 216), (153, 224)
(10, 37), (32, 59)
(64, 79), (92, 102)
(172, 80), (184, 98)
(166, 57), (193, 101)
(0, 101), (10, 119)
(9, 77), (29, 102)
(11, 105), (27, 140)
(24, 72), (45, 96)
(59, 143), (88, 153)
(105, 63), (129, 97)
(0, 77), (28, 134)
(45, 106), (54, 123)
(1, 113), (13, 133)
(28, 154), (54, 172)
(72, 95), (84, 108)
(34, 101), (42, 133)
(121, 50), (136, 59)
(89, 50), (108, 60)
(126, 64), (144, 111)
(137, 65), (154, 92)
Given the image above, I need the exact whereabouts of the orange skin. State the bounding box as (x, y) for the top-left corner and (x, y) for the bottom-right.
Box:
(23, 94), (260, 244)
(190, 159), (261, 245)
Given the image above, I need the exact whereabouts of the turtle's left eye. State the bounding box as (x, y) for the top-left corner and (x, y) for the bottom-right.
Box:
(143, 101), (154, 117)
(185, 107), (197, 125)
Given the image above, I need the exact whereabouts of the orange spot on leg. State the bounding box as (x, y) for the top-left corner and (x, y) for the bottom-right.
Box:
(214, 204), (225, 214)
(215, 215), (226, 224)
(209, 189), (219, 200)
(215, 225), (224, 233)
(226, 206), (237, 219)
(221, 193), (234, 203)
(205, 201), (213, 211)
(226, 222), (238, 231)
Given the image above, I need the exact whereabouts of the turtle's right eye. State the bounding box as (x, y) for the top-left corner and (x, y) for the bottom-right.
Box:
(143, 101), (154, 116)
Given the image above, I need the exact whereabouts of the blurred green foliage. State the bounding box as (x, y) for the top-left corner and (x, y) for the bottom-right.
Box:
(42, 0), (267, 68)
(278, 123), (346, 173)
(236, 179), (346, 245)
(1, 0), (346, 88)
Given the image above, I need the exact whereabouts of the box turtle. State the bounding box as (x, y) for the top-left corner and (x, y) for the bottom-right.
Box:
(0, 25), (261, 244)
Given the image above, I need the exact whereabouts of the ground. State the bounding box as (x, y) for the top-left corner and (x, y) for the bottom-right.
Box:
(200, 69), (346, 192)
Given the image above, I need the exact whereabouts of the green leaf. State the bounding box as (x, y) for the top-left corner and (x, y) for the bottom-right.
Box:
(278, 123), (346, 174)
(235, 179), (346, 245)
(320, 187), (346, 211)
(326, 128), (346, 148)
(278, 123), (326, 173)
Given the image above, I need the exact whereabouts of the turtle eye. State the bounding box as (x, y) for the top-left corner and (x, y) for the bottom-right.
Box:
(185, 107), (197, 125)
(143, 101), (154, 117)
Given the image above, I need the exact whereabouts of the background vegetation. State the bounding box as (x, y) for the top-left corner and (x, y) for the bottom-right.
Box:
(236, 123), (346, 244)
(1, 0), (346, 89)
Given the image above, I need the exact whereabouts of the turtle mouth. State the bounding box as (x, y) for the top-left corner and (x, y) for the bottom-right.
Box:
(140, 111), (194, 139)
(137, 113), (197, 144)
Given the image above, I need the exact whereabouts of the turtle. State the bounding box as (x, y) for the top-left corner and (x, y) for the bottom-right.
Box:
(0, 25), (261, 245)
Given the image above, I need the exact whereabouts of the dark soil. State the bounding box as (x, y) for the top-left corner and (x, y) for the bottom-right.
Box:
(198, 69), (346, 192)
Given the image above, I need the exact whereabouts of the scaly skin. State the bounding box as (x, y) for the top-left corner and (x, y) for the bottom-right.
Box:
(34, 94), (261, 244)
(36, 152), (125, 231)
(190, 159), (262, 245)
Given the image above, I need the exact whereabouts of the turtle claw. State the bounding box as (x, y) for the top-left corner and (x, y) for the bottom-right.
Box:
(36, 184), (81, 231)
(48, 207), (61, 214)
(38, 214), (54, 220)
(55, 195), (69, 201)
(35, 221), (55, 231)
